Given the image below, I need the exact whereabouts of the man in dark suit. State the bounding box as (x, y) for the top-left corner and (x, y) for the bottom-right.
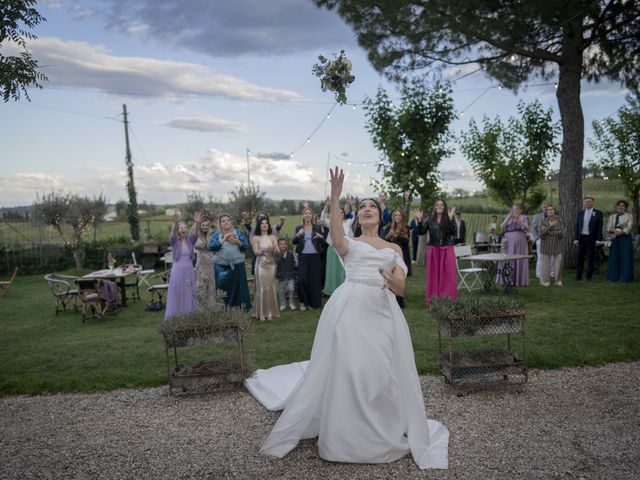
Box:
(573, 196), (603, 281)
(453, 212), (467, 245)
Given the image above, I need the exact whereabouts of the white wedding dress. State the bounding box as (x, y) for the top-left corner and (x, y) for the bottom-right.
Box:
(246, 236), (449, 469)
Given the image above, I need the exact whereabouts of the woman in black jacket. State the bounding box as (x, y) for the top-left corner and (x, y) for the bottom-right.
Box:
(416, 199), (458, 303)
(292, 207), (325, 310)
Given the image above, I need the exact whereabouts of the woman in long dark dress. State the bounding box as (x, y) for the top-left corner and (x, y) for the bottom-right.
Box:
(292, 207), (325, 311)
(606, 199), (634, 282)
(209, 214), (251, 311)
(384, 208), (412, 308)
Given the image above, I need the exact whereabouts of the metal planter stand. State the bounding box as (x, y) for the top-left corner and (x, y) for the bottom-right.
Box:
(437, 313), (528, 393)
(162, 323), (247, 396)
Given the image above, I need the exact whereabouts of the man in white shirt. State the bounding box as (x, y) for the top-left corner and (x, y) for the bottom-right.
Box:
(573, 196), (603, 281)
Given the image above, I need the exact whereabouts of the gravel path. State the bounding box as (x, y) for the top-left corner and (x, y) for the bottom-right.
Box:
(1, 362), (638, 480)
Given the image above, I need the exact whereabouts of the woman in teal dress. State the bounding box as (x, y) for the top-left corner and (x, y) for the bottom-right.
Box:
(209, 214), (252, 311)
(606, 199), (634, 282)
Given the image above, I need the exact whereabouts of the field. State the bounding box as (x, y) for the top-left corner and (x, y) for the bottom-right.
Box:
(1, 258), (638, 396)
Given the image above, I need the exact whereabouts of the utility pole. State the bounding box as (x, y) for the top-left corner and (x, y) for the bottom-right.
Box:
(324, 152), (330, 199)
(246, 148), (251, 186)
(122, 104), (140, 241)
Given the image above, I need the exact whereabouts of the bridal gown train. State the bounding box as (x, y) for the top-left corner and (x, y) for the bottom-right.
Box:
(246, 236), (449, 469)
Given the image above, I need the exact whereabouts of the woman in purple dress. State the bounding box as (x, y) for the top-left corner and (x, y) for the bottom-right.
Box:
(164, 213), (198, 320)
(498, 204), (530, 286)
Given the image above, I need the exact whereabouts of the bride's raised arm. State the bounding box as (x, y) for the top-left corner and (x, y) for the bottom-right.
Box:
(329, 167), (348, 257)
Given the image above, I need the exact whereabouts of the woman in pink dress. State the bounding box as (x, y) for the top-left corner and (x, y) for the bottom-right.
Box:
(497, 204), (530, 286)
(416, 199), (458, 303)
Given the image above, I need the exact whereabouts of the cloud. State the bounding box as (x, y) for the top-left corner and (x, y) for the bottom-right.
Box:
(18, 37), (304, 102)
(254, 151), (291, 160)
(0, 148), (326, 206)
(161, 116), (249, 133)
(89, 0), (356, 57)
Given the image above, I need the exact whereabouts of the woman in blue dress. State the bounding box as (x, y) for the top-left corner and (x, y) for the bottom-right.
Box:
(208, 214), (252, 311)
(606, 199), (634, 282)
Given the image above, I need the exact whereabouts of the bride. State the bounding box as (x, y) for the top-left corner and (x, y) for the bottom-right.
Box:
(248, 167), (448, 469)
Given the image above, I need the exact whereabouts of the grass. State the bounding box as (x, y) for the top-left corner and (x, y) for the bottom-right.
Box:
(1, 258), (638, 397)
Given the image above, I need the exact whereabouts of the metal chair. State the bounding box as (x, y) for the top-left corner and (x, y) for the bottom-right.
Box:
(74, 278), (109, 322)
(44, 273), (79, 314)
(454, 245), (486, 292)
(0, 267), (18, 297)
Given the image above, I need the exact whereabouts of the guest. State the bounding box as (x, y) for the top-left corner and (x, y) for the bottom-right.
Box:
(320, 200), (354, 296)
(539, 205), (564, 287)
(409, 210), (421, 263)
(452, 212), (466, 245)
(315, 214), (330, 289)
(292, 207), (325, 311)
(194, 213), (216, 309)
(209, 214), (251, 311)
(251, 217), (279, 320)
(530, 202), (551, 279)
(573, 196), (604, 281)
(250, 211), (284, 275)
(237, 210), (252, 239)
(385, 208), (412, 308)
(606, 199), (634, 282)
(275, 238), (297, 311)
(165, 215), (198, 320)
(498, 204), (530, 287)
(488, 215), (499, 243)
(416, 199), (458, 303)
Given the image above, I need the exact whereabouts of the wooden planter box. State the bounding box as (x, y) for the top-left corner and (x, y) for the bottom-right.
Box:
(437, 313), (527, 392)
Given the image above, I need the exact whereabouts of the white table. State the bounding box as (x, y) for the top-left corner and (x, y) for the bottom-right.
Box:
(463, 253), (532, 294)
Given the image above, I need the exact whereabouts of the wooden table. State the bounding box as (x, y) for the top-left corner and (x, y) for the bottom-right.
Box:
(83, 266), (140, 307)
(462, 253), (532, 294)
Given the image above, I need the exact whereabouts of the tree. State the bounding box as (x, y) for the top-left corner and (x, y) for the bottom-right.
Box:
(228, 182), (266, 219)
(0, 0), (48, 102)
(461, 101), (559, 213)
(32, 192), (107, 269)
(316, 0), (640, 263)
(590, 93), (640, 232)
(364, 83), (455, 208)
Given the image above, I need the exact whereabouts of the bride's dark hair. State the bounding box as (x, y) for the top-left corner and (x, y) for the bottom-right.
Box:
(351, 198), (383, 237)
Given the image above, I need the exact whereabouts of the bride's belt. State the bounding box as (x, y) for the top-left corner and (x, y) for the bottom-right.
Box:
(345, 276), (384, 288)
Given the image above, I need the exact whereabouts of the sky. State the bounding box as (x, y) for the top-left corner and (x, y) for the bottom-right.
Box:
(0, 0), (631, 208)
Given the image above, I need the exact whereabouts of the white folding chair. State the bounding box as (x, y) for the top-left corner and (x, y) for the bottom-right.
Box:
(132, 252), (155, 288)
(454, 244), (486, 292)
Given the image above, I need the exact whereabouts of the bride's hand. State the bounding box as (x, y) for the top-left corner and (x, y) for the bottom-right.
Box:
(329, 166), (344, 199)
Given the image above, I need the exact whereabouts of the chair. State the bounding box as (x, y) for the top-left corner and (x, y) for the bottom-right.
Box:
(147, 270), (171, 305)
(44, 274), (79, 314)
(132, 252), (155, 290)
(74, 278), (109, 322)
(472, 232), (490, 254)
(161, 251), (173, 270)
(0, 267), (18, 297)
(454, 245), (486, 292)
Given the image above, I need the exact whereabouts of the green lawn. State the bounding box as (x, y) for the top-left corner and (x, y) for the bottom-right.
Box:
(1, 259), (638, 397)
